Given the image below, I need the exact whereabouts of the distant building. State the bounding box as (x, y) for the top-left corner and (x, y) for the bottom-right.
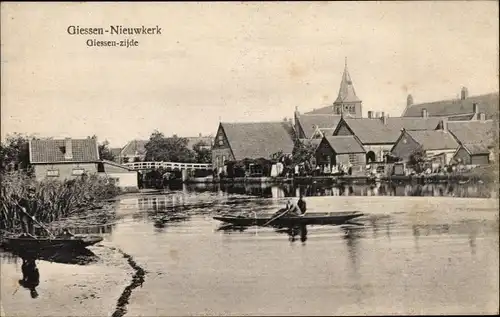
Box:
(402, 88), (499, 121)
(447, 119), (497, 165)
(29, 137), (101, 180)
(315, 136), (366, 172)
(293, 113), (342, 139)
(29, 137), (138, 191)
(332, 116), (442, 162)
(391, 129), (459, 165)
(212, 121), (295, 173)
(118, 135), (213, 163)
(110, 148), (122, 163)
(119, 139), (147, 163)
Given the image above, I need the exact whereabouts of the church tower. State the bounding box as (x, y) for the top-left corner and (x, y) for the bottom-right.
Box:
(333, 58), (362, 118)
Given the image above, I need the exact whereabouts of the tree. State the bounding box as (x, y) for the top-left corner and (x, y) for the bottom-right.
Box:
(0, 133), (32, 172)
(144, 130), (195, 162)
(193, 141), (212, 163)
(292, 139), (317, 167)
(98, 140), (115, 161)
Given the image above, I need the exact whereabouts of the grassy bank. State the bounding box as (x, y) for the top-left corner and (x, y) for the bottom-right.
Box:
(0, 171), (120, 235)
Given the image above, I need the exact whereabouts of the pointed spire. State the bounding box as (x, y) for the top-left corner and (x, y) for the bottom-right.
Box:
(334, 58), (361, 104)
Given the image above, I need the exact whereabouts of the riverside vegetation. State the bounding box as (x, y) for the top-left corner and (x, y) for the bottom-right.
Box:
(0, 171), (121, 235)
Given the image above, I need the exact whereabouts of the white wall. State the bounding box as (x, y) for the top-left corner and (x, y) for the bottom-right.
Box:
(99, 172), (138, 190)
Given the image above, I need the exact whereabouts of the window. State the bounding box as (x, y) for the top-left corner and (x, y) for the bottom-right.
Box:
(222, 155), (226, 164)
(47, 169), (59, 177)
(72, 168), (85, 176)
(348, 154), (358, 165)
(215, 156), (220, 167)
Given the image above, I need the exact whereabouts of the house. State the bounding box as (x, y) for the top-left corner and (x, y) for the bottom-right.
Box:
(29, 137), (138, 191)
(452, 143), (492, 165)
(293, 112), (342, 139)
(110, 148), (122, 163)
(402, 87), (499, 121)
(302, 60), (363, 118)
(446, 119), (497, 165)
(212, 121), (295, 174)
(390, 129), (459, 165)
(119, 139), (147, 163)
(332, 115), (442, 163)
(315, 136), (366, 173)
(118, 135), (213, 163)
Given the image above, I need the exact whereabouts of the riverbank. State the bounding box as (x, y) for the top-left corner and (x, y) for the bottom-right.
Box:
(0, 242), (133, 317)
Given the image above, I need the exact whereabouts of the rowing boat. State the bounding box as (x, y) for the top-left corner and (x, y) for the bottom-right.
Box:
(3, 235), (103, 252)
(213, 211), (364, 227)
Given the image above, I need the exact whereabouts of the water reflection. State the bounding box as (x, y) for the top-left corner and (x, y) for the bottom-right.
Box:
(177, 182), (493, 198)
(19, 256), (40, 298)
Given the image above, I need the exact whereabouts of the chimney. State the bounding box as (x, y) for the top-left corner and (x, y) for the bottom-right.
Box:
(380, 111), (385, 118)
(368, 111), (373, 119)
(381, 115), (388, 125)
(473, 102), (479, 114)
(421, 108), (428, 118)
(375, 112), (381, 118)
(407, 94), (414, 107)
(461, 87), (468, 100)
(199, 133), (202, 137)
(479, 113), (486, 121)
(64, 138), (73, 160)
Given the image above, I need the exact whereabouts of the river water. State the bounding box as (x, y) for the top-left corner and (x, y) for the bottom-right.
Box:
(1, 183), (499, 316)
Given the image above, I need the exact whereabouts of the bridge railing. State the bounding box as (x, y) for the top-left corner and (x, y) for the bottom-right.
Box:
(124, 161), (213, 170)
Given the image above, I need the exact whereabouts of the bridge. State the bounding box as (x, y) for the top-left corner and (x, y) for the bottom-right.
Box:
(124, 161), (213, 171)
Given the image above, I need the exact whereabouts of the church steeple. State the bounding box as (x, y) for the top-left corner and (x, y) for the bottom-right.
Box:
(335, 57), (361, 103)
(333, 58), (362, 118)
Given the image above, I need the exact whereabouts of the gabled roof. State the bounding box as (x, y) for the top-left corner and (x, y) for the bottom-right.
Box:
(463, 143), (490, 155)
(110, 148), (122, 157)
(221, 121), (295, 161)
(338, 117), (441, 144)
(447, 120), (497, 146)
(406, 130), (459, 150)
(30, 138), (99, 164)
(334, 62), (361, 103)
(120, 140), (147, 157)
(296, 113), (342, 138)
(299, 138), (322, 150)
(402, 92), (499, 119)
(323, 136), (365, 154)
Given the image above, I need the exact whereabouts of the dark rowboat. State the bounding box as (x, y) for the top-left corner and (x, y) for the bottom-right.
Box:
(213, 211), (364, 227)
(3, 235), (103, 252)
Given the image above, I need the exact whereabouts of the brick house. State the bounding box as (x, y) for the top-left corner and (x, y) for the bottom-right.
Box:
(315, 136), (366, 173)
(332, 115), (441, 163)
(390, 129), (459, 165)
(211, 121), (295, 174)
(29, 137), (138, 191)
(447, 119), (497, 165)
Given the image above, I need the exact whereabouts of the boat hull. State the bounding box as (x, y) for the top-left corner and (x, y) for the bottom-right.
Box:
(3, 236), (103, 252)
(213, 211), (364, 227)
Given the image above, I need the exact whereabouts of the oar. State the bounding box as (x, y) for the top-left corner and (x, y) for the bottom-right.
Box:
(263, 208), (290, 227)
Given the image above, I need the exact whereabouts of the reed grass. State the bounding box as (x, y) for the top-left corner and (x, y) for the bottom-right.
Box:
(0, 171), (120, 234)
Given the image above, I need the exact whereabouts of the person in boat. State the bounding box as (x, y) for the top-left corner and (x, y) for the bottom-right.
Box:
(17, 188), (37, 237)
(285, 199), (301, 216)
(297, 193), (307, 215)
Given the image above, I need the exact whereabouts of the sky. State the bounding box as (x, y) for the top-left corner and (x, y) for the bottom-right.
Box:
(1, 2), (498, 147)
